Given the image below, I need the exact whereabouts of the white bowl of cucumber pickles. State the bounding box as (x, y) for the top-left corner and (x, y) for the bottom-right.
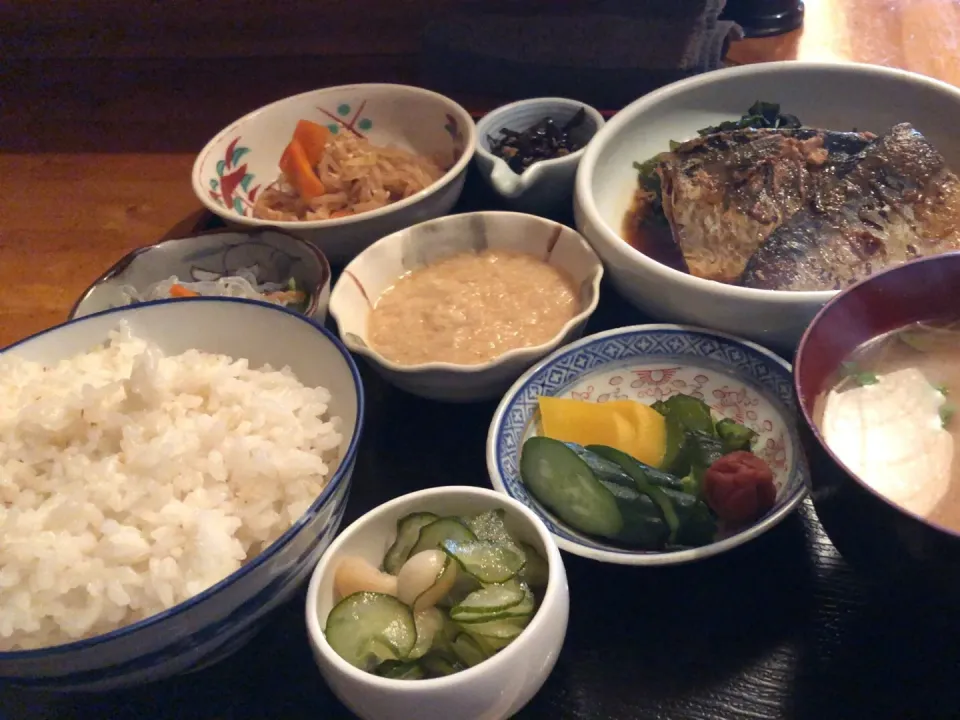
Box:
(305, 486), (568, 720)
(487, 324), (810, 566)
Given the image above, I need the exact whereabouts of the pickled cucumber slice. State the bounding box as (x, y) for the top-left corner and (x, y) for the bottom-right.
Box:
(324, 592), (416, 671)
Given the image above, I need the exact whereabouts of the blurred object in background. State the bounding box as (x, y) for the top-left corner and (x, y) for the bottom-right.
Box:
(721, 0), (805, 38)
(420, 0), (742, 109)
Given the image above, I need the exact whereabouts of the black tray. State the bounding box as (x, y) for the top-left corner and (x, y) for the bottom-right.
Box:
(3, 166), (960, 720)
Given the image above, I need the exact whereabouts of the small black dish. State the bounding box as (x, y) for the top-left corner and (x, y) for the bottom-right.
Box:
(722, 0), (805, 38)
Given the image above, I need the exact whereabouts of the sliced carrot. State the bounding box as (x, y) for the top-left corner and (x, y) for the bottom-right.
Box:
(292, 120), (332, 166)
(279, 139), (325, 200)
(279, 143), (292, 170)
(264, 290), (307, 304)
(170, 284), (200, 298)
(329, 209), (354, 219)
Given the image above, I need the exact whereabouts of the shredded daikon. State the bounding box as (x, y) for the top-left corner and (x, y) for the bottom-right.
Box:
(119, 270), (302, 308)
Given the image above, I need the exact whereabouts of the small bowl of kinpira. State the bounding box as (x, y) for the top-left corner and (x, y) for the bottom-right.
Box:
(192, 83), (476, 263)
(304, 486), (569, 720)
(487, 324), (810, 566)
(328, 211), (603, 402)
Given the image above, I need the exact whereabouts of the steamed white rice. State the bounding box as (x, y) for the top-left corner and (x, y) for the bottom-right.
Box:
(0, 324), (343, 650)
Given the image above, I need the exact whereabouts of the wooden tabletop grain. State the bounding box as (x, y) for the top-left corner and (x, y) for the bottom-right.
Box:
(2, 0), (959, 348)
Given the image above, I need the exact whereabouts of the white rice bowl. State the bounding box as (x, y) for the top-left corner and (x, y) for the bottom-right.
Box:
(0, 322), (343, 651)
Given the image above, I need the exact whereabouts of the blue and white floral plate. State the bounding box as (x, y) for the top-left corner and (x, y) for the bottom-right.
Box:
(486, 324), (809, 566)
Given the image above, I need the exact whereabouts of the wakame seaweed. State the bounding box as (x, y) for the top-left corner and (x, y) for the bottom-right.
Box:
(696, 101), (803, 136)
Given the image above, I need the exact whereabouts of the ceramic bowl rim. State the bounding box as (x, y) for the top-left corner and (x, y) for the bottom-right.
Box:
(0, 296), (365, 660)
(191, 83), (477, 230)
(328, 210), (604, 374)
(794, 251), (960, 540)
(486, 322), (810, 566)
(67, 227), (333, 320)
(574, 60), (960, 307)
(305, 484), (566, 691)
(474, 97), (606, 172)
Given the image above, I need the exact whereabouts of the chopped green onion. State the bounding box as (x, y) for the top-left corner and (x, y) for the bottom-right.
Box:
(899, 332), (928, 352)
(940, 404), (955, 429)
(840, 361), (858, 376)
(840, 361), (878, 386)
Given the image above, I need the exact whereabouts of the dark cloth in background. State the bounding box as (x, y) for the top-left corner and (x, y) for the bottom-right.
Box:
(421, 0), (742, 108)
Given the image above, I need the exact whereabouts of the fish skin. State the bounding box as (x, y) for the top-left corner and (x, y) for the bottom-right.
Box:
(740, 123), (960, 291)
(655, 127), (875, 282)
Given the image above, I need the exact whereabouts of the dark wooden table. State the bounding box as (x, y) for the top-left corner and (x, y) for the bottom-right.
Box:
(3, 0), (960, 716)
(3, 163), (960, 720)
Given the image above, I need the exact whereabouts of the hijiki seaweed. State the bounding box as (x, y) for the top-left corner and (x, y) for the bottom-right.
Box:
(489, 108), (590, 175)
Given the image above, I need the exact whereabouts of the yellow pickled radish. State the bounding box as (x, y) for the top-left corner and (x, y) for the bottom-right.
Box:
(618, 400), (668, 467)
(536, 396), (666, 466)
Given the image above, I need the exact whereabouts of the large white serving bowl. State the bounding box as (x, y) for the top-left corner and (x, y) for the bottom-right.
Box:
(0, 298), (363, 691)
(305, 486), (569, 720)
(192, 83), (476, 263)
(574, 61), (960, 351)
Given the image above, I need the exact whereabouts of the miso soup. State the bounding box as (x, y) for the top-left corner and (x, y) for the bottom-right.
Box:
(814, 319), (960, 533)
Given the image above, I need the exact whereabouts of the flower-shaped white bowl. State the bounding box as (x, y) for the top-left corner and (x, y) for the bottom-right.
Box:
(69, 229), (332, 322)
(474, 98), (604, 216)
(328, 211), (604, 402)
(305, 485), (569, 720)
(192, 84), (477, 263)
(487, 324), (810, 566)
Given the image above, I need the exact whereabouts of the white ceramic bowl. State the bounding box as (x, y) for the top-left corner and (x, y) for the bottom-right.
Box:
(574, 61), (960, 351)
(474, 98), (604, 215)
(305, 486), (569, 720)
(69, 229), (332, 322)
(487, 324), (809, 566)
(0, 299), (363, 691)
(329, 211), (604, 402)
(192, 84), (477, 263)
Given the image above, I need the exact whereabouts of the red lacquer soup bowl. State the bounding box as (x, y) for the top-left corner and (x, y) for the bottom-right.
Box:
(794, 252), (960, 588)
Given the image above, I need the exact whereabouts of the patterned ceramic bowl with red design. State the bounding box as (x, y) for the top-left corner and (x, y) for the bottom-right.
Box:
(486, 324), (810, 565)
(191, 84), (476, 263)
